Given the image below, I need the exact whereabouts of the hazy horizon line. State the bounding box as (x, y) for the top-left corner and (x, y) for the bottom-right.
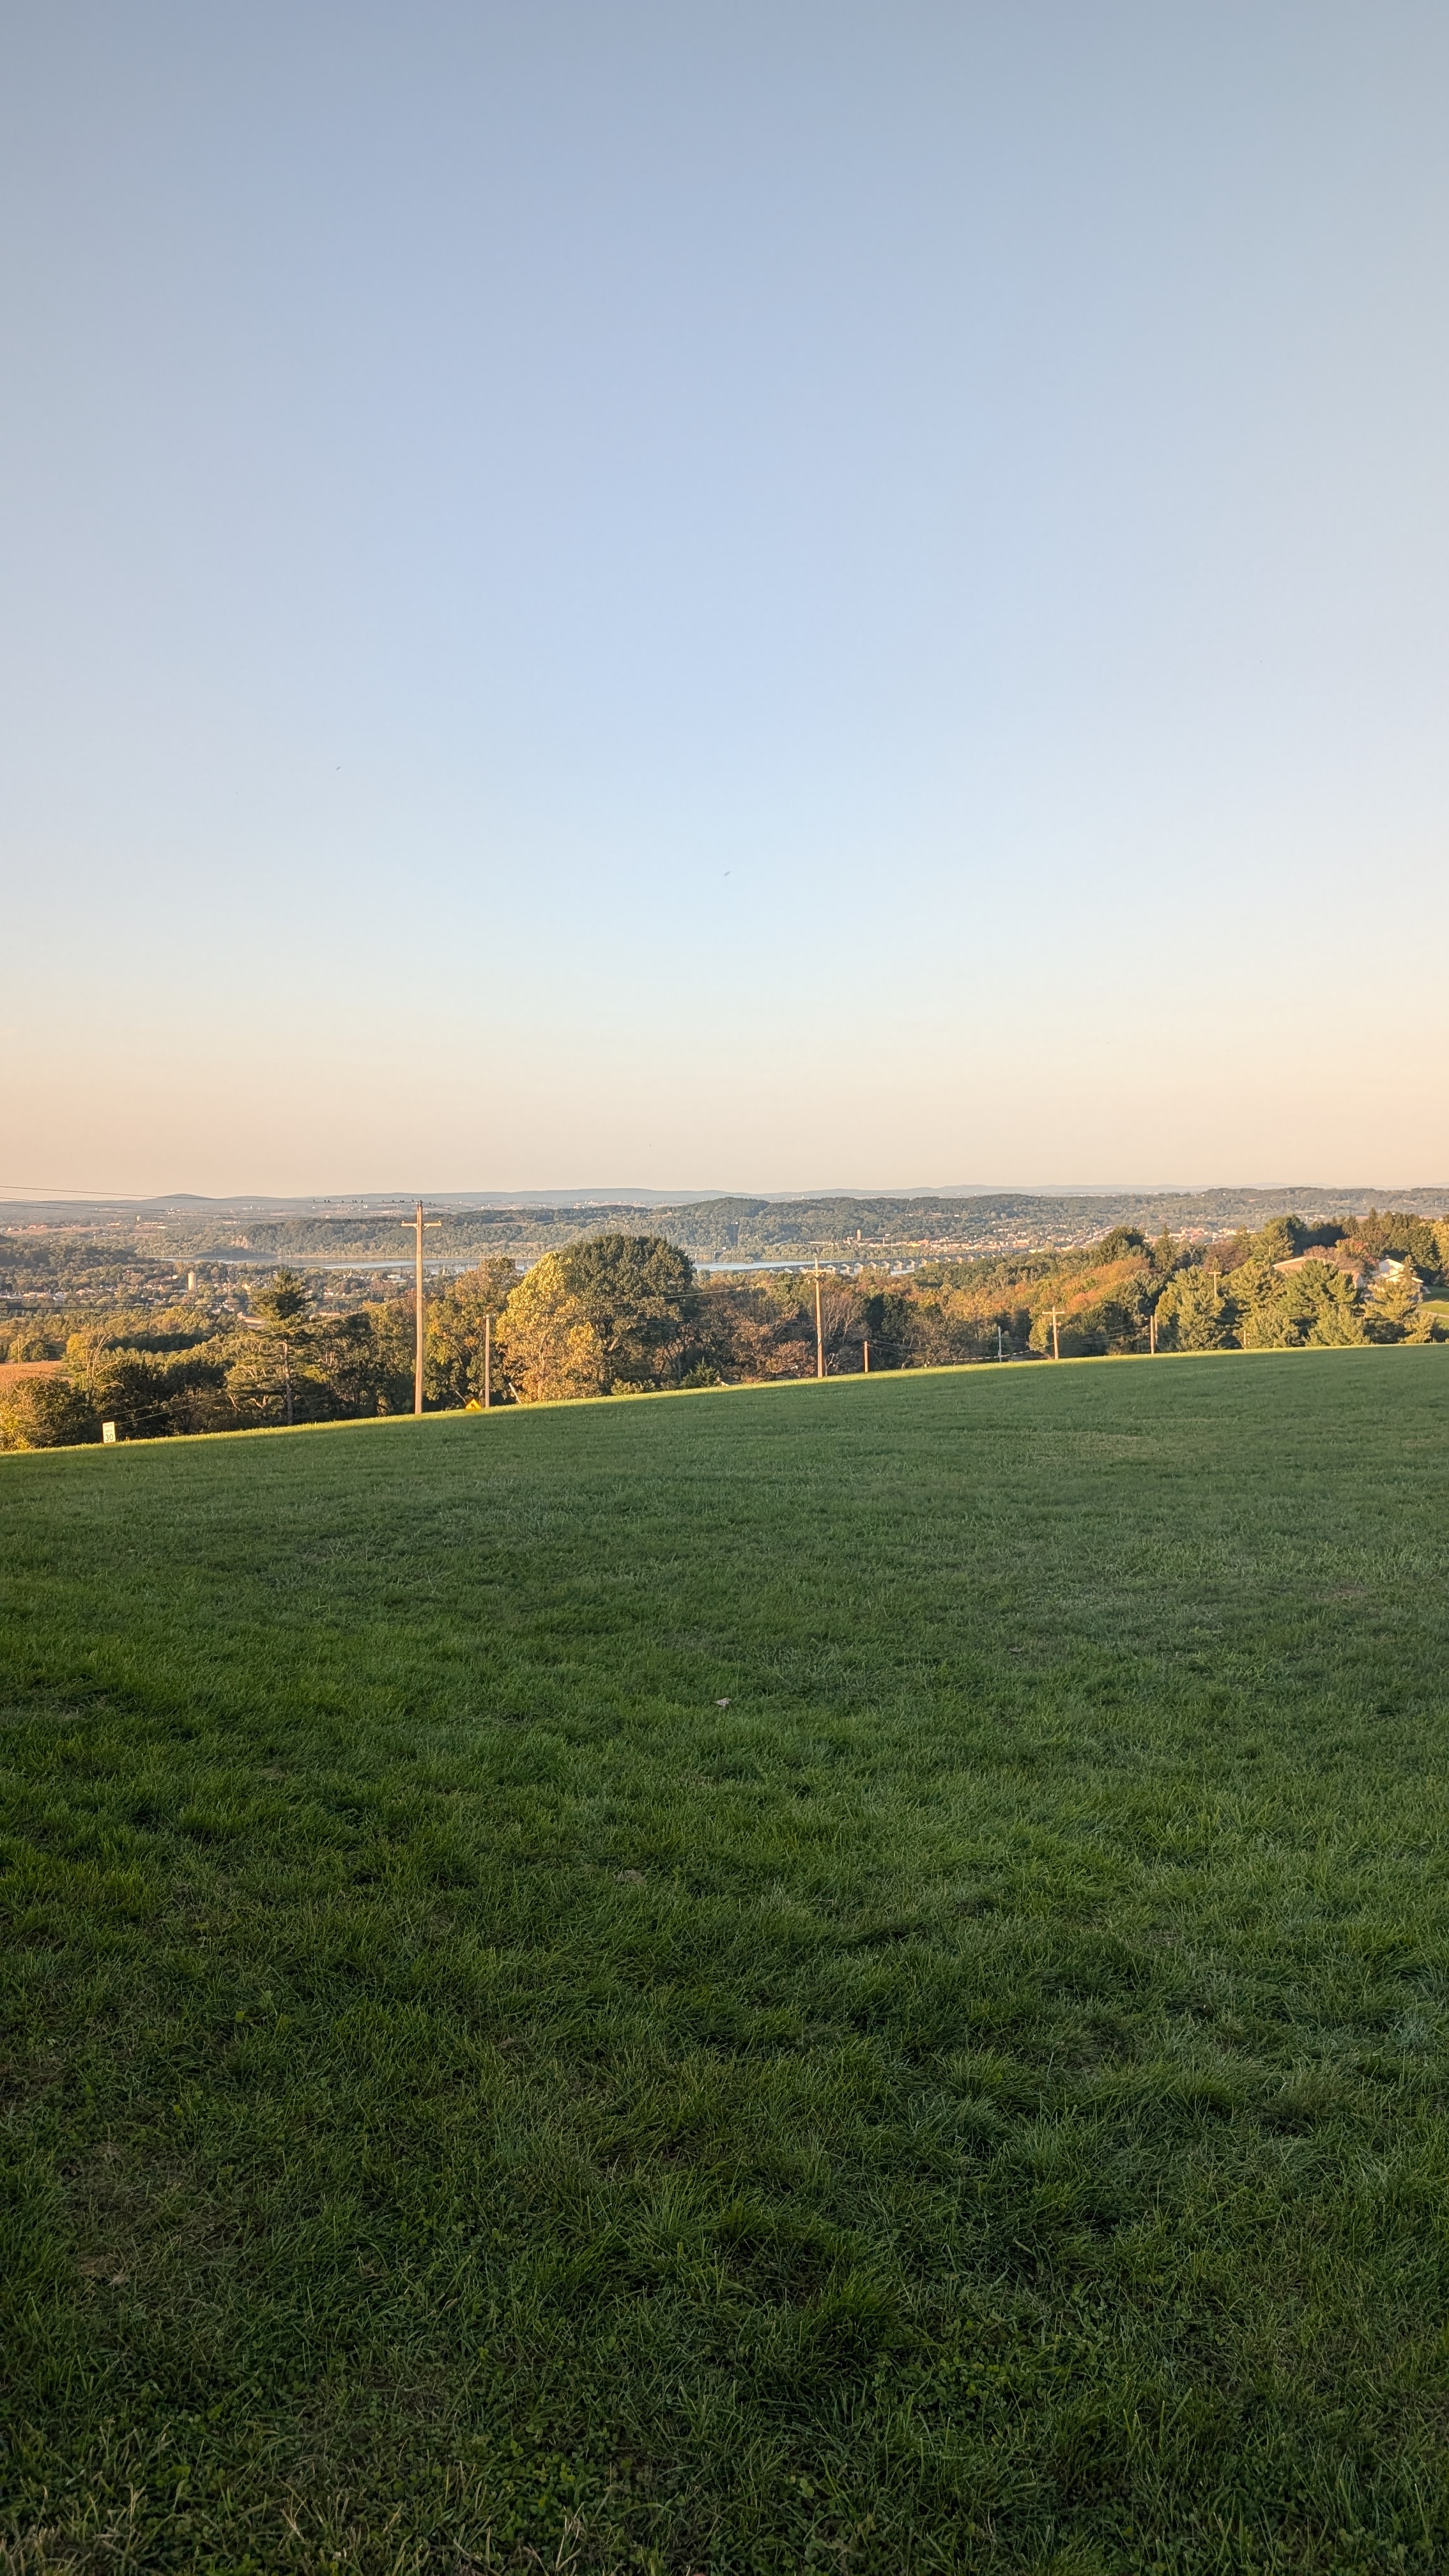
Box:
(6, 1180), (1449, 1210)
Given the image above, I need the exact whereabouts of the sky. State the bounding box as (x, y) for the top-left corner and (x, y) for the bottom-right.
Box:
(4, 1), (1448, 1198)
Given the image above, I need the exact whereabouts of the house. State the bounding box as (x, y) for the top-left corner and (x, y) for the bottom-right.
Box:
(1371, 1256), (1421, 1298)
(1273, 1250), (1368, 1286)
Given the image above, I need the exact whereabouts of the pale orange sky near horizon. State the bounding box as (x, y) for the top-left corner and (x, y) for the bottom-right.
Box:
(5, 3), (1449, 1198)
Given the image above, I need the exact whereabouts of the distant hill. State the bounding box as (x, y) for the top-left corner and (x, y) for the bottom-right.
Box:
(6, 1183), (1449, 1276)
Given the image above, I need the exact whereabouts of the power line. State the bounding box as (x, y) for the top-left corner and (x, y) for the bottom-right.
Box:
(0, 1184), (144, 1200)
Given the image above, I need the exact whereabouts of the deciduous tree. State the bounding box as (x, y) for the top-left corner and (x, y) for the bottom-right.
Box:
(496, 1235), (698, 1402)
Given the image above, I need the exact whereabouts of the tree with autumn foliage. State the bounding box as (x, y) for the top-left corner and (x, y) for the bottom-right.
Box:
(496, 1234), (699, 1402)
(0, 1374), (100, 1449)
(425, 1258), (522, 1406)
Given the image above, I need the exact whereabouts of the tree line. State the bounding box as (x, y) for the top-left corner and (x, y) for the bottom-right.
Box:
(1, 1211), (1443, 1448)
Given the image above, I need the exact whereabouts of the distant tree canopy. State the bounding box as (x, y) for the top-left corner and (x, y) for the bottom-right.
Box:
(1349, 1210), (1443, 1273)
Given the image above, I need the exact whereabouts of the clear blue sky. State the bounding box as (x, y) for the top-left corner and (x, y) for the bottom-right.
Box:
(4, 1), (1448, 1195)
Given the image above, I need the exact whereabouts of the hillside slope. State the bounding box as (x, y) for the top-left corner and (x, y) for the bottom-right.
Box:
(4, 1353), (1449, 2572)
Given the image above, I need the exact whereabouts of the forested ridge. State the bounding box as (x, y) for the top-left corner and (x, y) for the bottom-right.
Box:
(6, 1181), (1449, 1271)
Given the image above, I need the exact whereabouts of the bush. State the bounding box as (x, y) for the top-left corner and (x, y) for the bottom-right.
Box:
(90, 1349), (229, 1439)
(0, 1376), (100, 1450)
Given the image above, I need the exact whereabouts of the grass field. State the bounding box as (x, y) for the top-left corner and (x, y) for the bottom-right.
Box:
(4, 1351), (1449, 2574)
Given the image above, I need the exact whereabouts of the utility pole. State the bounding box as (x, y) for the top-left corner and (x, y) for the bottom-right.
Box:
(1149, 1310), (1157, 1355)
(997, 1323), (1004, 1362)
(1052, 1307), (1061, 1361)
(483, 1311), (492, 1410)
(814, 1260), (825, 1379)
(401, 1202), (442, 1415)
(862, 1338), (870, 1375)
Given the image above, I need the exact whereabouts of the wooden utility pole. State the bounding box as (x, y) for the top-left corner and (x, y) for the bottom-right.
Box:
(401, 1202), (442, 1415)
(814, 1261), (825, 1379)
(1149, 1310), (1157, 1355)
(1052, 1307), (1061, 1361)
(862, 1338), (870, 1375)
(483, 1311), (492, 1409)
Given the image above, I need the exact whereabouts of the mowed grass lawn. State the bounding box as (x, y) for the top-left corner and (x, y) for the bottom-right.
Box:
(4, 1353), (1449, 2575)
